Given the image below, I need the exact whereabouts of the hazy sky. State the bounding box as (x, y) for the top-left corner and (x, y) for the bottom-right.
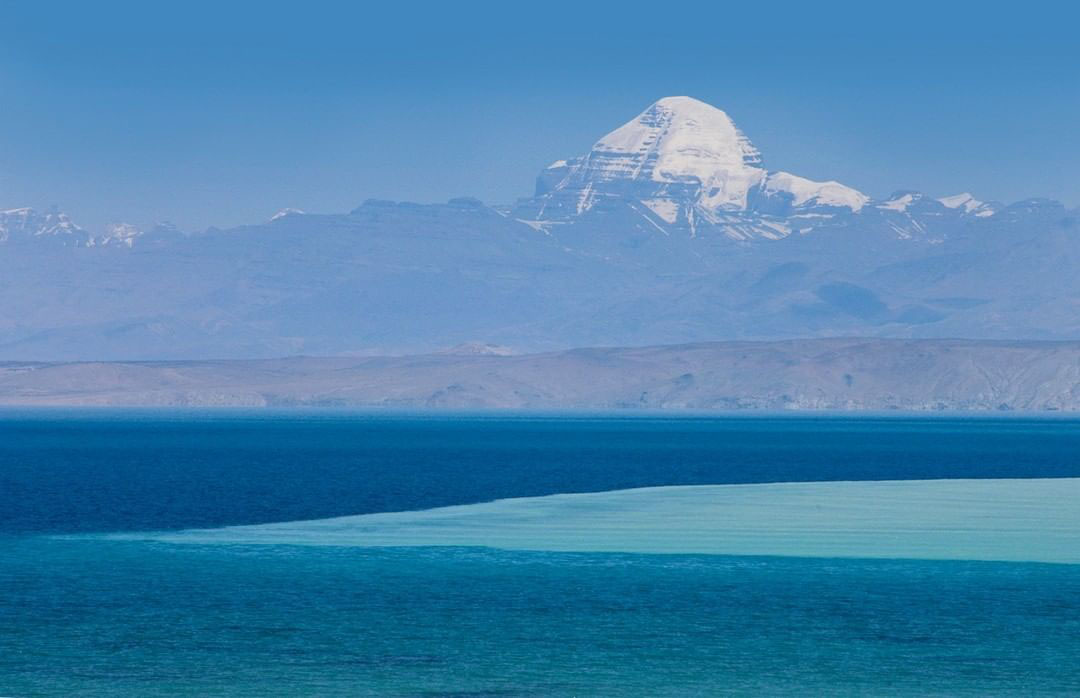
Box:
(2, 0), (1078, 231)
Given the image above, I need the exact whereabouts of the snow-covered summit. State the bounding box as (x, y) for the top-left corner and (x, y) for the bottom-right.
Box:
(0, 208), (167, 247)
(100, 223), (143, 247)
(938, 193), (995, 217)
(585, 95), (765, 210)
(518, 96), (868, 238)
(0, 207), (93, 245)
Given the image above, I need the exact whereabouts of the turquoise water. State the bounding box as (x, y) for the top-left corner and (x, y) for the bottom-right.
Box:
(148, 478), (1080, 563)
(5, 540), (1080, 696)
(3, 413), (1080, 695)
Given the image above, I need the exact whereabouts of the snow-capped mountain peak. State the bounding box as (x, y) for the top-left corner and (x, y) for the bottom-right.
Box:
(517, 96), (869, 238)
(939, 192), (980, 211)
(938, 192), (996, 217)
(0, 207), (93, 245)
(100, 223), (142, 247)
(587, 95), (765, 210)
(878, 192), (922, 213)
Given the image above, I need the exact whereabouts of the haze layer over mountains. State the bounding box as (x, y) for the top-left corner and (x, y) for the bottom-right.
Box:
(2, 97), (1078, 361)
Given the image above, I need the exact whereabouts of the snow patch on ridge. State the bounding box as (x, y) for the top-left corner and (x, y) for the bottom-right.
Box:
(879, 192), (917, 212)
(939, 192), (981, 211)
(939, 192), (995, 217)
(763, 171), (869, 211)
(100, 223), (142, 247)
(270, 208), (305, 221)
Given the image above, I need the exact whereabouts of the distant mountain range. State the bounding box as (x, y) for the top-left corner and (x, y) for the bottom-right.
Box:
(2, 96), (1078, 361)
(4, 339), (1079, 410)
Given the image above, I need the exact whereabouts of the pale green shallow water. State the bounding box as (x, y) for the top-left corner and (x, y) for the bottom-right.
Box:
(129, 478), (1080, 564)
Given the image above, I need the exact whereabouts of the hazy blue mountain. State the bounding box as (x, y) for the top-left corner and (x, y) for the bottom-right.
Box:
(2, 97), (1078, 360)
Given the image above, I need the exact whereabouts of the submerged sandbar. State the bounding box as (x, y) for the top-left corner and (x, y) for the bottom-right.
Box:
(126, 478), (1080, 564)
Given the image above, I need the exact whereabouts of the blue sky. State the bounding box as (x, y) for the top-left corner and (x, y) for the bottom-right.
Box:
(1, 0), (1077, 231)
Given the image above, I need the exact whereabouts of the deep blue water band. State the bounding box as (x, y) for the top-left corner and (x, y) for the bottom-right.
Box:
(3, 412), (1080, 535)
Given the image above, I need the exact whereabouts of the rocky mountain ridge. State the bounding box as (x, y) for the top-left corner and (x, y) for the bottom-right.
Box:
(3, 338), (1078, 410)
(1, 97), (1077, 360)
